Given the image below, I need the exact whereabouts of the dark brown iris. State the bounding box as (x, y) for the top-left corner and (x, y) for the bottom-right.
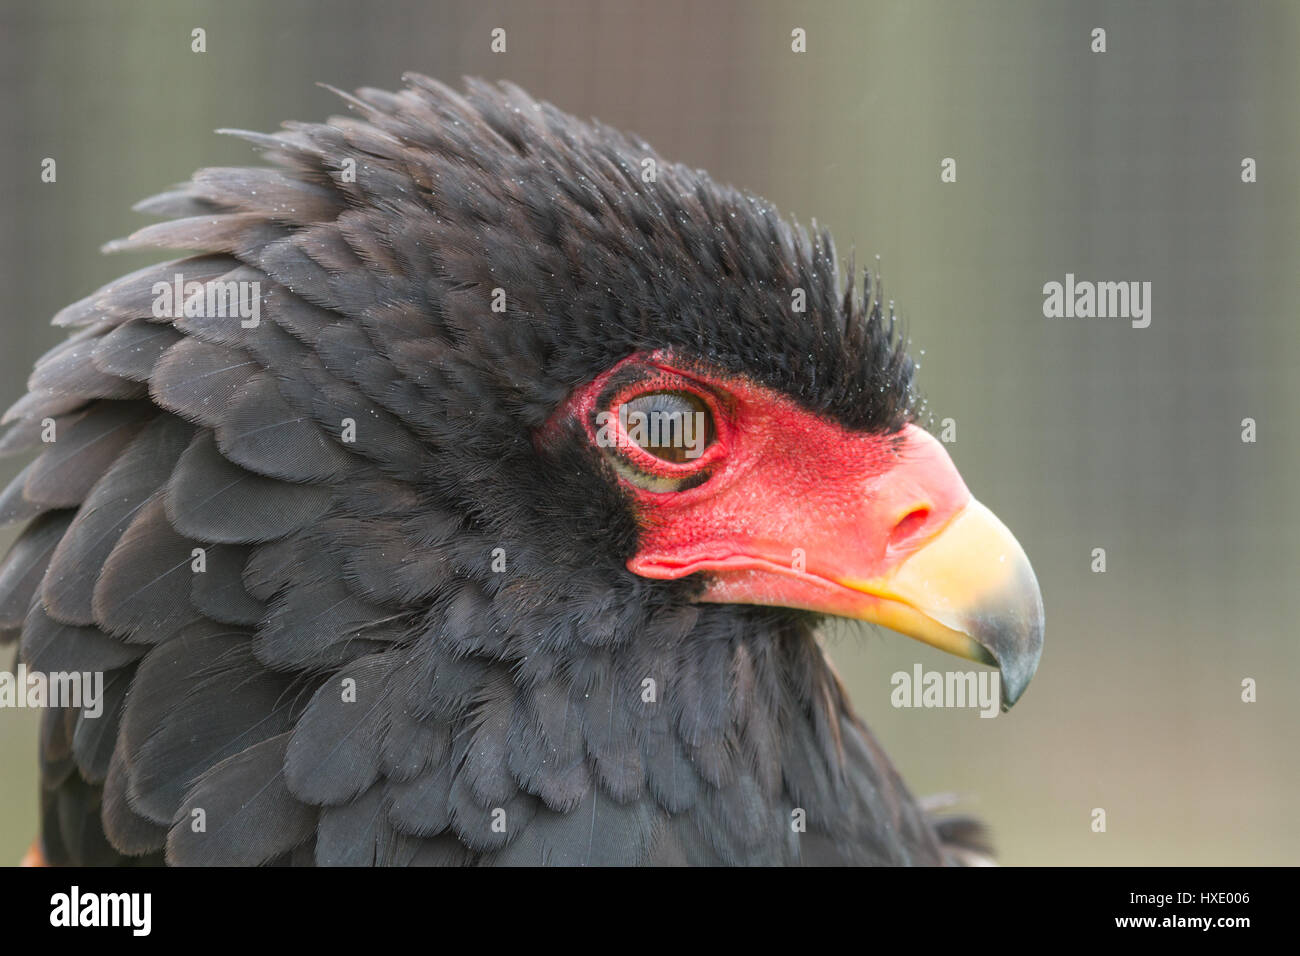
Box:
(621, 391), (714, 464)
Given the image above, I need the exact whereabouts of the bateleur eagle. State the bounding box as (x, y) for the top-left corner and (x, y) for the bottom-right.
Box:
(1, 76), (1043, 866)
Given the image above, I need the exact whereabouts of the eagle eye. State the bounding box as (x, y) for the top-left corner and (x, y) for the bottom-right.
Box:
(618, 391), (715, 464)
(588, 378), (724, 493)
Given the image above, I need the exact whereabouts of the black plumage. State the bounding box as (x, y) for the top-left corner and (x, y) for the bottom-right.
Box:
(1, 75), (979, 866)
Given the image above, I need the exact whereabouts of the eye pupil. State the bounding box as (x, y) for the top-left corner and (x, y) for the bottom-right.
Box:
(620, 391), (714, 463)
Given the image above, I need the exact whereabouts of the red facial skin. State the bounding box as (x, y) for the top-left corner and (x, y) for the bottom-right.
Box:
(552, 351), (972, 615)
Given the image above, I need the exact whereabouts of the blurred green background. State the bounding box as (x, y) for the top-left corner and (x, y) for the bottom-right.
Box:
(0, 0), (1296, 865)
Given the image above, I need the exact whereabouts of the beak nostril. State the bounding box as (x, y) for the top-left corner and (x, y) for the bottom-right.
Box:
(889, 507), (931, 549)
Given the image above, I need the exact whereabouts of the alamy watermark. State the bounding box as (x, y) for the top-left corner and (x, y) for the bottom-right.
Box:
(1043, 273), (1151, 328)
(152, 273), (261, 327)
(0, 665), (103, 718)
(594, 403), (709, 459)
(49, 886), (150, 936)
(891, 664), (1001, 718)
